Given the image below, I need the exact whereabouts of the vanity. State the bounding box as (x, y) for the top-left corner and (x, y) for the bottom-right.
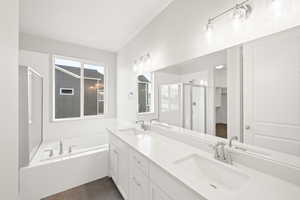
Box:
(107, 122), (300, 200)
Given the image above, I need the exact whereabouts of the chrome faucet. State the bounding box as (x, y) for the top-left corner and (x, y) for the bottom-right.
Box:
(212, 142), (232, 164)
(136, 120), (147, 131)
(229, 136), (239, 147)
(59, 139), (64, 155)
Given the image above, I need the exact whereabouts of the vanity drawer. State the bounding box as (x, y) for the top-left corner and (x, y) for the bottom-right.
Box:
(130, 149), (149, 176)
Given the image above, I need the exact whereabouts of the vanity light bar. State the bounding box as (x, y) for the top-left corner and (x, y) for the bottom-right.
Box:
(133, 53), (152, 74)
(205, 0), (251, 31)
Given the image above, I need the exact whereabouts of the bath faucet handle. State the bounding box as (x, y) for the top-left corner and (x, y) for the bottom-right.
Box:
(213, 142), (226, 159)
(68, 145), (77, 154)
(44, 149), (54, 157)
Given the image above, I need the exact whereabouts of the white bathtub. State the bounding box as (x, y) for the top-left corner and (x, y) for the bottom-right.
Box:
(20, 133), (109, 200)
(31, 133), (108, 164)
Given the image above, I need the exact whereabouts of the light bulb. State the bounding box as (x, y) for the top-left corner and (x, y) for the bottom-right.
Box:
(133, 60), (138, 73)
(271, 0), (283, 16)
(205, 19), (213, 32)
(232, 4), (251, 22)
(204, 19), (213, 38)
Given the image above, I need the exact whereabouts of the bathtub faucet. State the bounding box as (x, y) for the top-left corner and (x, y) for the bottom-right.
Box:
(59, 139), (64, 155)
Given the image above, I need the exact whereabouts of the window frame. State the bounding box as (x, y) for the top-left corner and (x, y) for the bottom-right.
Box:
(52, 55), (107, 122)
(137, 72), (155, 115)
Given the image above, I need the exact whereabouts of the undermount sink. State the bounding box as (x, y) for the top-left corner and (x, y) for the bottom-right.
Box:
(173, 154), (250, 191)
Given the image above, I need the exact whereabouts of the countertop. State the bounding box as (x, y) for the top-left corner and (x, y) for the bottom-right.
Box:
(108, 121), (300, 200)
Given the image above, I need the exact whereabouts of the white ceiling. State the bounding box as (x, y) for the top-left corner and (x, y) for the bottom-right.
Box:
(20, 0), (174, 52)
(158, 49), (227, 75)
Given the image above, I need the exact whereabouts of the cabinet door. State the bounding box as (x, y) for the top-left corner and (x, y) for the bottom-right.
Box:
(150, 183), (172, 200)
(118, 141), (129, 199)
(110, 143), (119, 184)
(130, 166), (149, 200)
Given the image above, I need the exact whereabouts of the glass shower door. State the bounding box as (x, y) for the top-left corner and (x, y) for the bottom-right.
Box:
(183, 84), (206, 133)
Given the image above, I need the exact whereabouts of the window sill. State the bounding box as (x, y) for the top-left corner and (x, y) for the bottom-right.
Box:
(52, 115), (107, 123)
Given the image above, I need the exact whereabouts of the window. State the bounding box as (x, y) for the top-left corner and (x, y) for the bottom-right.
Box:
(137, 72), (154, 113)
(60, 88), (74, 96)
(54, 56), (105, 120)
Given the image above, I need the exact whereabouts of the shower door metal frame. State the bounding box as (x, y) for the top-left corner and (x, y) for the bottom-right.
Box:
(26, 66), (44, 162)
(182, 83), (207, 133)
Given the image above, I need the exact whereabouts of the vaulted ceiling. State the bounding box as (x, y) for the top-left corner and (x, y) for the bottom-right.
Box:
(20, 0), (174, 52)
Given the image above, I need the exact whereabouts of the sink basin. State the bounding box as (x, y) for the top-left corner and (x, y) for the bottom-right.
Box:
(173, 154), (249, 191)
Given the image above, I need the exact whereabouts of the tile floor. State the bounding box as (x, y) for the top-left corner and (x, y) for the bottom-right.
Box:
(42, 177), (123, 200)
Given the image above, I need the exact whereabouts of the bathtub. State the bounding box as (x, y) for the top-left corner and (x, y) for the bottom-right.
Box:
(20, 133), (109, 200)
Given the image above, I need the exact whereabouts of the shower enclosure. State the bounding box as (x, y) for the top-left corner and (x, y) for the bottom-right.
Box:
(19, 66), (43, 167)
(159, 83), (207, 133)
(182, 83), (206, 132)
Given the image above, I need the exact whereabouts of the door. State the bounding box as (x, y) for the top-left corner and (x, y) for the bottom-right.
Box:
(110, 143), (119, 183)
(118, 141), (129, 199)
(243, 29), (300, 156)
(191, 86), (206, 132)
(130, 166), (149, 200)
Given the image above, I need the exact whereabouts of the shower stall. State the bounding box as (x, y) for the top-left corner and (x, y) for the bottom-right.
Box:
(159, 83), (207, 133)
(19, 66), (43, 168)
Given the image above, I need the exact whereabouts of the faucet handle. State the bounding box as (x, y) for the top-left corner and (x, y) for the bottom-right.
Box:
(68, 145), (77, 153)
(44, 149), (54, 157)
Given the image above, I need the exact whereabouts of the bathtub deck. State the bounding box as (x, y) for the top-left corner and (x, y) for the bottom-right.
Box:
(42, 177), (123, 200)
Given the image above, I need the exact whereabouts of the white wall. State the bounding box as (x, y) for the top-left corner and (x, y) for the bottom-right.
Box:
(19, 33), (117, 142)
(117, 0), (300, 122)
(227, 46), (243, 139)
(215, 68), (227, 88)
(0, 0), (19, 199)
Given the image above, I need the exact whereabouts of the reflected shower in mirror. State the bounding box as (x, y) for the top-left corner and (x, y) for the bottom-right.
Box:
(152, 25), (300, 157)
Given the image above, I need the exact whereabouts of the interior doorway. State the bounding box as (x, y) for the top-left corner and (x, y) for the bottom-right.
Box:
(214, 66), (228, 138)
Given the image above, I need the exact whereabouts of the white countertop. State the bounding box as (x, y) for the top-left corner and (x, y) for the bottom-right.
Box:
(108, 122), (300, 200)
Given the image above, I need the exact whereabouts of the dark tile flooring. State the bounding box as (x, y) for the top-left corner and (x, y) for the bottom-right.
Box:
(42, 177), (123, 200)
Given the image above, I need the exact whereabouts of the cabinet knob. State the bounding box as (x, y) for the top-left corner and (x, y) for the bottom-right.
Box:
(245, 125), (251, 130)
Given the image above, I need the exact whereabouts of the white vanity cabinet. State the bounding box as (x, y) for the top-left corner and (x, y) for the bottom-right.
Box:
(129, 149), (150, 200)
(109, 142), (119, 183)
(109, 134), (130, 199)
(109, 132), (202, 200)
(130, 164), (149, 200)
(150, 183), (173, 200)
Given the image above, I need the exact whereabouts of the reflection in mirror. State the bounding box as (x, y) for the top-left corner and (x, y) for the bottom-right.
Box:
(153, 26), (300, 157)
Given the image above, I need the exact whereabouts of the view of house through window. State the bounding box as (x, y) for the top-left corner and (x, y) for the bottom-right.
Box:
(137, 72), (154, 113)
(54, 57), (105, 119)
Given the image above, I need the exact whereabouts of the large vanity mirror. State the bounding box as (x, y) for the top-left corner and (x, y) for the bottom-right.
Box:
(151, 26), (300, 157)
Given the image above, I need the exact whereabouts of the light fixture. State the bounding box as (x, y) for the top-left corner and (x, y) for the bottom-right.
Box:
(233, 3), (252, 21)
(133, 53), (152, 74)
(204, 0), (252, 34)
(215, 65), (225, 70)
